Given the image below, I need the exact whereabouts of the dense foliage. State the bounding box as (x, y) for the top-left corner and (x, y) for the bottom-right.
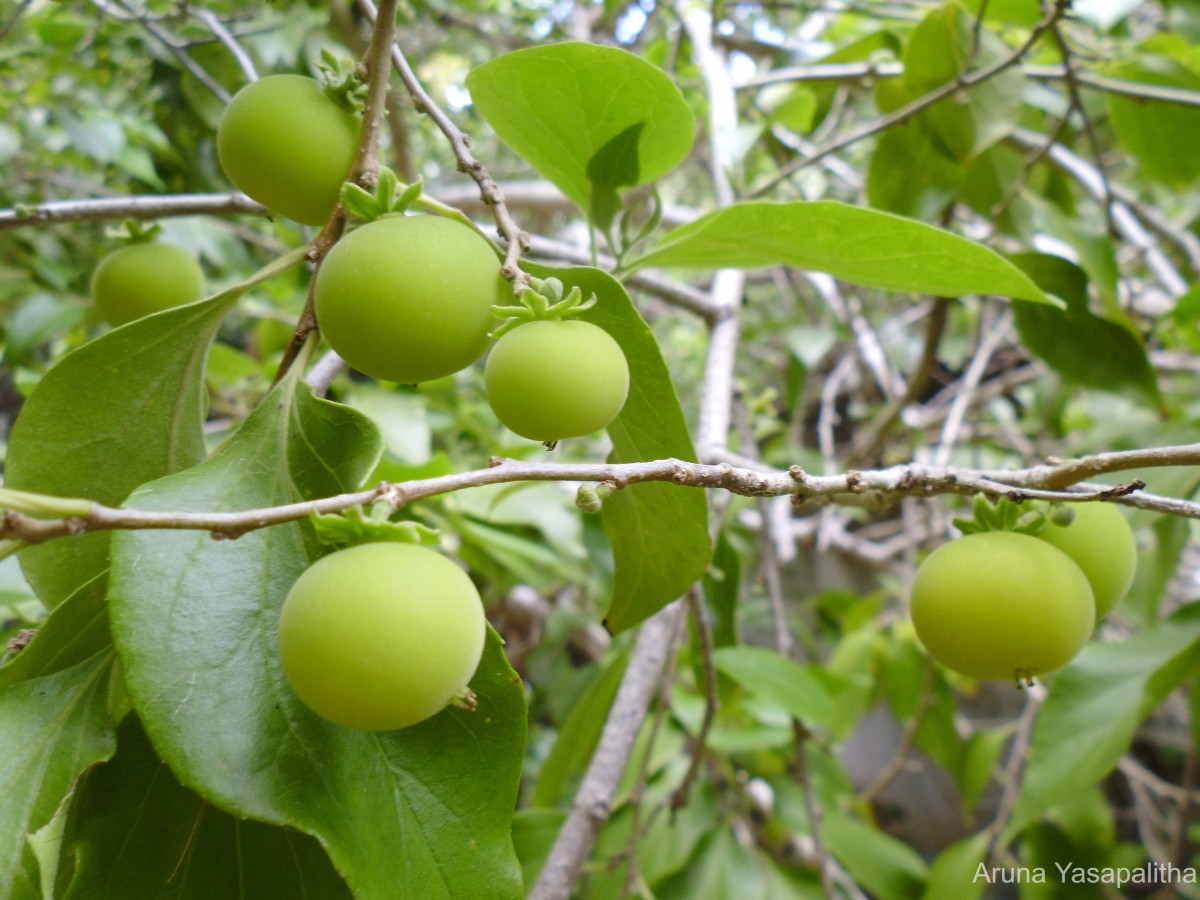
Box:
(2, 1), (1200, 898)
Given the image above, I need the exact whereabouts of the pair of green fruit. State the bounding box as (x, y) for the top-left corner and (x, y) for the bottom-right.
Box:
(92, 74), (630, 444)
(910, 502), (1137, 682)
(314, 214), (630, 443)
(218, 74), (629, 442)
(91, 76), (343, 326)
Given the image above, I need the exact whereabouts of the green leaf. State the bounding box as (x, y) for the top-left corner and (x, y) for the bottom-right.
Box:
(712, 646), (838, 728)
(624, 201), (1052, 304)
(653, 826), (769, 900)
(922, 831), (990, 900)
(822, 810), (928, 899)
(6, 248), (306, 610)
(0, 652), (118, 900)
(903, 1), (1025, 159)
(109, 373), (527, 899)
(867, 124), (963, 220)
(520, 263), (711, 633)
(0, 580), (110, 688)
(1006, 603), (1200, 838)
(466, 42), (694, 224)
(1107, 58), (1200, 185)
(532, 651), (629, 807)
(62, 715), (351, 899)
(1009, 253), (1162, 409)
(511, 809), (567, 894)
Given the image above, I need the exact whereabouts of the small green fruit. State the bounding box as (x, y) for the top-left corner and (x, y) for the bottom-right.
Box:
(910, 531), (1095, 681)
(484, 319), (629, 442)
(91, 243), (206, 326)
(217, 74), (360, 226)
(278, 542), (486, 731)
(1038, 502), (1136, 619)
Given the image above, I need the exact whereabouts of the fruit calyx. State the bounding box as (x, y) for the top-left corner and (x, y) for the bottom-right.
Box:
(309, 501), (440, 548)
(340, 166), (425, 223)
(489, 276), (597, 340)
(952, 493), (1046, 537)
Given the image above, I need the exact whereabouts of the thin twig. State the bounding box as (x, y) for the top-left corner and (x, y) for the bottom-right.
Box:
(357, 0), (530, 287)
(986, 683), (1045, 860)
(528, 603), (686, 900)
(0, 0), (33, 45)
(861, 657), (935, 804)
(96, 0), (231, 102)
(272, 0), (400, 385)
(750, 0), (1070, 197)
(191, 7), (257, 82)
(0, 192), (266, 230)
(670, 588), (720, 813)
(1046, 7), (1115, 234)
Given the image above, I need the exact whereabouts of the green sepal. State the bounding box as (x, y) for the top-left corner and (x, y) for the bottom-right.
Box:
(340, 184), (382, 223)
(953, 494), (1043, 535)
(341, 168), (425, 223)
(489, 276), (598, 340)
(102, 219), (162, 244)
(317, 49), (369, 114)
(309, 504), (441, 547)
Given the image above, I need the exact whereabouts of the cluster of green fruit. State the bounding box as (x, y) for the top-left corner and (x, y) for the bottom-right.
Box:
(86, 72), (637, 732)
(910, 502), (1137, 682)
(90, 73), (631, 446)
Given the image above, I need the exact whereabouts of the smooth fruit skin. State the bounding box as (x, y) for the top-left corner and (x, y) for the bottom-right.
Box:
(217, 74), (360, 226)
(314, 215), (504, 382)
(1038, 503), (1136, 619)
(484, 319), (630, 442)
(910, 531), (1095, 681)
(91, 243), (206, 326)
(278, 542), (486, 731)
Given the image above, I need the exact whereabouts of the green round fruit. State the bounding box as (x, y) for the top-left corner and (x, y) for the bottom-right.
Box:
(217, 74), (360, 226)
(484, 319), (630, 442)
(314, 215), (504, 382)
(1038, 502), (1136, 619)
(91, 243), (206, 326)
(278, 542), (486, 731)
(910, 531), (1095, 681)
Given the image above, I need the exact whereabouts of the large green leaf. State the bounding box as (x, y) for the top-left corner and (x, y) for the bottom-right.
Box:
(867, 123), (963, 220)
(109, 371), (527, 899)
(0, 651), (118, 900)
(1010, 253), (1162, 409)
(466, 43), (694, 226)
(0, 577), (110, 688)
(1006, 603), (1200, 838)
(624, 201), (1052, 304)
(712, 646), (839, 729)
(903, 1), (1025, 160)
(62, 715), (352, 899)
(1107, 57), (1200, 185)
(522, 263), (712, 633)
(822, 811), (928, 900)
(6, 248), (305, 609)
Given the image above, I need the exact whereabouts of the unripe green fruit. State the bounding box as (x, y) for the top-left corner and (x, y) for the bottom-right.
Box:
(910, 531), (1095, 681)
(484, 319), (630, 442)
(217, 74), (360, 226)
(1037, 502), (1136, 619)
(91, 243), (206, 326)
(278, 542), (486, 731)
(314, 215), (504, 383)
